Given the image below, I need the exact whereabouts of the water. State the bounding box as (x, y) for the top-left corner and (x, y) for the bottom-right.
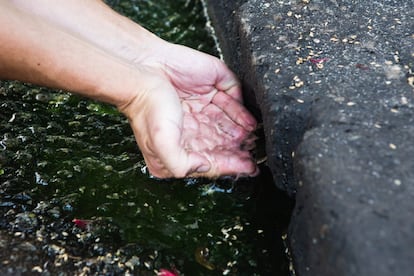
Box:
(107, 0), (218, 55)
(0, 0), (294, 275)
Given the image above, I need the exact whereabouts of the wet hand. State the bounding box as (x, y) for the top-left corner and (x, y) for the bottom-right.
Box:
(122, 44), (259, 178)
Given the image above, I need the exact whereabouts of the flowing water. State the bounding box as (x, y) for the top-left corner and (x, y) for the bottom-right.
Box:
(0, 0), (294, 275)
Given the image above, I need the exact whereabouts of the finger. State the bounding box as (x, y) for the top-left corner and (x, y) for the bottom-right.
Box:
(190, 149), (259, 178)
(150, 120), (213, 178)
(240, 133), (258, 151)
(218, 80), (243, 102)
(214, 63), (243, 101)
(212, 91), (257, 131)
(144, 151), (211, 179)
(148, 145), (212, 179)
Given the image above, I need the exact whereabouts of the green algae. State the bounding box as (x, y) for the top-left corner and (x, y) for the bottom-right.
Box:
(0, 1), (293, 275)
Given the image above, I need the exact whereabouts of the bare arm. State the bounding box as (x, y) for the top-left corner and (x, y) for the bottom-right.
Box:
(0, 0), (258, 178)
(8, 0), (255, 127)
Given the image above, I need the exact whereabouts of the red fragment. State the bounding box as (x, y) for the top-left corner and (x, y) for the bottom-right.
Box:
(356, 63), (369, 70)
(158, 269), (179, 276)
(72, 218), (92, 230)
(309, 57), (329, 64)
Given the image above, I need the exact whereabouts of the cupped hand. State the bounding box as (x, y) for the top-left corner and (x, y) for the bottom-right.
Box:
(123, 43), (259, 179)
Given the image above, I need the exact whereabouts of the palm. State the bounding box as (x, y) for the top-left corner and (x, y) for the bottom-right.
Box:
(130, 45), (258, 178)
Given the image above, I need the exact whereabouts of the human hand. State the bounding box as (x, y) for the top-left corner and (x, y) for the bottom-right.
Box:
(122, 43), (259, 179)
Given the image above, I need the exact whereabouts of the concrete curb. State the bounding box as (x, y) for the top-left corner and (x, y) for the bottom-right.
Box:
(205, 0), (414, 275)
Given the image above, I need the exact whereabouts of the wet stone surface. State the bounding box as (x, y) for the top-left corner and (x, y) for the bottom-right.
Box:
(205, 0), (414, 275)
(0, 0), (295, 275)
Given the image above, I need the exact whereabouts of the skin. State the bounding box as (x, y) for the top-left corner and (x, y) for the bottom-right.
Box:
(0, 0), (259, 178)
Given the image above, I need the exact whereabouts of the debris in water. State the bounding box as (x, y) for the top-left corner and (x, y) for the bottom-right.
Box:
(72, 218), (93, 230)
(195, 247), (215, 270)
(158, 269), (179, 276)
(309, 57), (329, 64)
(356, 63), (369, 70)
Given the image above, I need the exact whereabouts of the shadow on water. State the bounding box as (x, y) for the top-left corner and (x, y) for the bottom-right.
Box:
(0, 0), (294, 275)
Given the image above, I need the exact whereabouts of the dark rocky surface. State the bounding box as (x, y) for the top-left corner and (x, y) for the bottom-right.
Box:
(1, 1), (296, 275)
(205, 0), (414, 275)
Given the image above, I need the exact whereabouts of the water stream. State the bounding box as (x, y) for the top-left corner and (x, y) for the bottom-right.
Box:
(0, 1), (294, 275)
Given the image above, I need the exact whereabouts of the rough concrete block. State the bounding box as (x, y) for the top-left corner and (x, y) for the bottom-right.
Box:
(205, 0), (414, 275)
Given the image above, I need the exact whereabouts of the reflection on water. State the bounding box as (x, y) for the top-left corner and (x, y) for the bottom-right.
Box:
(0, 0), (293, 275)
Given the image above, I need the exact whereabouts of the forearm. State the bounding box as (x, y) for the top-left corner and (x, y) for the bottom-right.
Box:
(9, 0), (165, 64)
(8, 0), (245, 102)
(0, 0), (142, 108)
